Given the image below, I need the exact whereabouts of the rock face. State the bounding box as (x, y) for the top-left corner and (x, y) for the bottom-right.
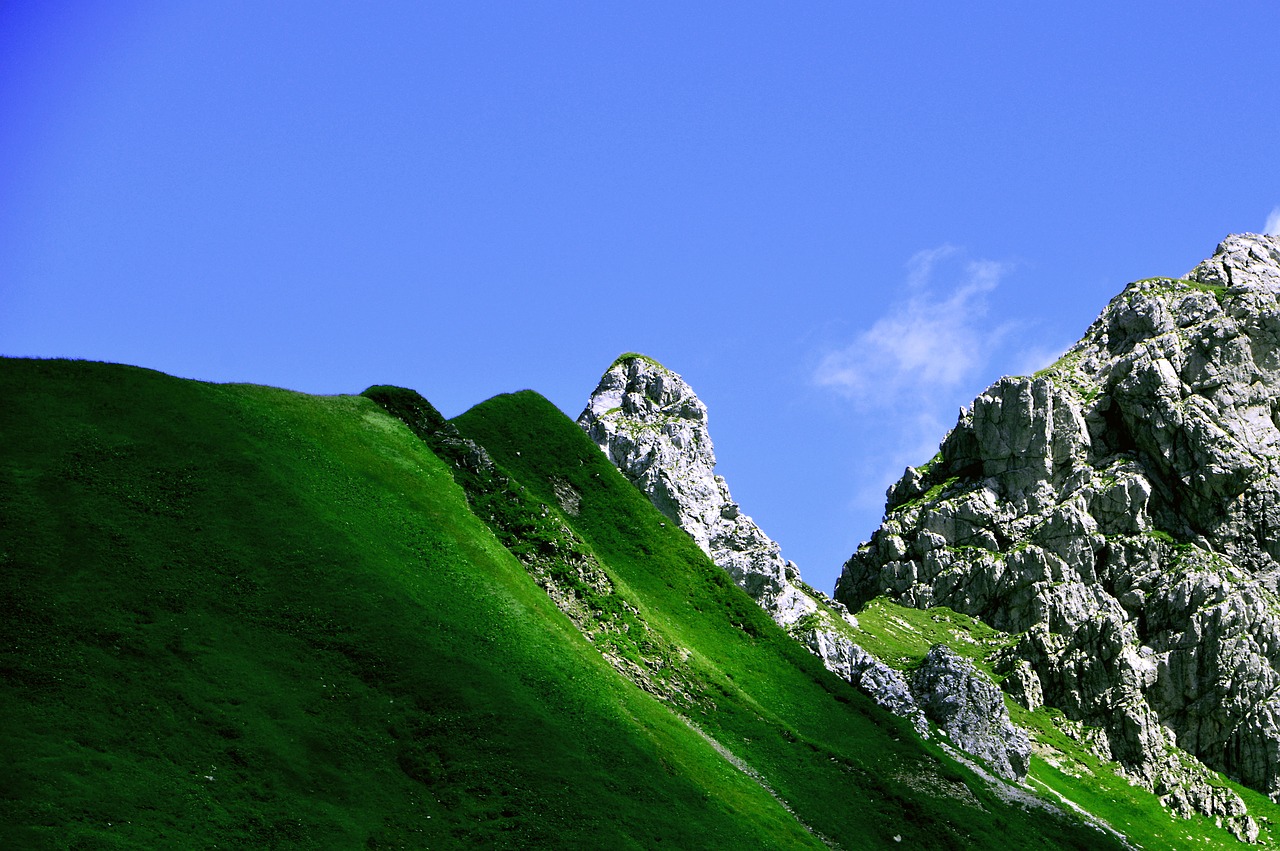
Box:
(802, 628), (928, 736)
(577, 358), (901, 710)
(837, 233), (1280, 835)
(913, 645), (1031, 781)
(579, 355), (1038, 778)
(578, 354), (824, 628)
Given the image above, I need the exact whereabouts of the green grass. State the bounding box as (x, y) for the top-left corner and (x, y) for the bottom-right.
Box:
(891, 476), (964, 513)
(0, 359), (822, 849)
(846, 598), (1278, 848)
(1186, 280), (1229, 304)
(1131, 276), (1228, 305)
(454, 390), (1125, 850)
(848, 598), (1016, 674)
(609, 352), (665, 371)
(363, 385), (700, 703)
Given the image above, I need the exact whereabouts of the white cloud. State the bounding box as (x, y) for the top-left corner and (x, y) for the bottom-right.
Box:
(1265, 206), (1280, 236)
(814, 248), (1009, 403)
(905, 244), (959, 288)
(814, 246), (1015, 517)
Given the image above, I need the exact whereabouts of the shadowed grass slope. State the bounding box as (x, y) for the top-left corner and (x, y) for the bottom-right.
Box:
(453, 390), (1125, 851)
(0, 358), (824, 850)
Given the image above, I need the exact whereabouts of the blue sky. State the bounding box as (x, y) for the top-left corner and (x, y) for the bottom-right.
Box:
(3, 2), (1278, 594)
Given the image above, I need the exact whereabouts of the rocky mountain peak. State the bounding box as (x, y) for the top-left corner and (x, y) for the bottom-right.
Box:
(578, 354), (812, 617)
(1190, 232), (1280, 293)
(836, 234), (1280, 837)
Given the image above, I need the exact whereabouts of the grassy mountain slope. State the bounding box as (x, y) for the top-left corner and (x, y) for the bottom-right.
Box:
(0, 358), (822, 849)
(848, 598), (1279, 848)
(452, 390), (1124, 850)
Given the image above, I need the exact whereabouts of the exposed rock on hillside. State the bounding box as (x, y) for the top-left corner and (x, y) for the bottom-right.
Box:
(913, 645), (1031, 781)
(578, 355), (825, 628)
(802, 629), (928, 736)
(837, 233), (1280, 838)
(579, 355), (1035, 778)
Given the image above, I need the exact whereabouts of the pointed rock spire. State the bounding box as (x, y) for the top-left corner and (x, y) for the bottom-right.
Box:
(578, 354), (817, 623)
(577, 354), (1038, 779)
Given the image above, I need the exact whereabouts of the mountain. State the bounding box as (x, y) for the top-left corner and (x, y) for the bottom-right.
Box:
(6, 234), (1280, 848)
(577, 353), (832, 628)
(838, 233), (1280, 838)
(0, 358), (1120, 849)
(576, 343), (1280, 846)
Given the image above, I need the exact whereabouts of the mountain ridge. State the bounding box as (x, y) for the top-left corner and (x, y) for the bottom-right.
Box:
(0, 357), (1125, 848)
(837, 233), (1280, 838)
(5, 234), (1280, 847)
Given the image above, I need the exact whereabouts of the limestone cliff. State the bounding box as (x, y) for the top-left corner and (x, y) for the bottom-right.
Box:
(578, 355), (832, 629)
(838, 233), (1280, 837)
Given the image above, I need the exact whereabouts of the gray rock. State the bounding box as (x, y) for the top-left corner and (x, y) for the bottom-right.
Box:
(1002, 658), (1043, 712)
(578, 355), (820, 626)
(837, 233), (1280, 832)
(911, 645), (1031, 780)
(801, 627), (930, 736)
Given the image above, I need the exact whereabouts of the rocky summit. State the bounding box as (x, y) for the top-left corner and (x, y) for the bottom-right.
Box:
(837, 233), (1280, 837)
(578, 354), (820, 627)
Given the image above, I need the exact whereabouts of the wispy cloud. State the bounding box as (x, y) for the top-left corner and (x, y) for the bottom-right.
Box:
(814, 247), (1009, 403)
(814, 246), (1016, 513)
(1265, 206), (1280, 236)
(846, 407), (956, 512)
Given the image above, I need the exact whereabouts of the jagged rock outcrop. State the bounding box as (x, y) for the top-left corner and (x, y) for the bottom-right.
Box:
(802, 628), (929, 736)
(837, 233), (1280, 838)
(579, 355), (1036, 779)
(578, 355), (829, 628)
(913, 645), (1031, 780)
